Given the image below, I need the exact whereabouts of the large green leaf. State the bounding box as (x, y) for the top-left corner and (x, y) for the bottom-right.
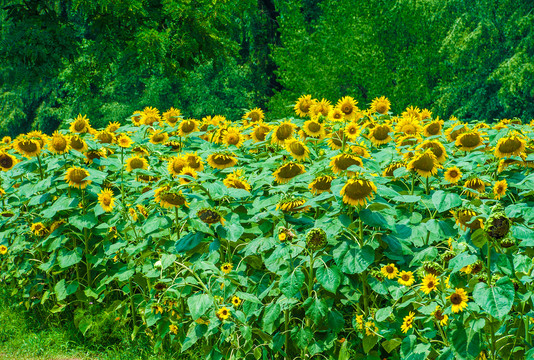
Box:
(333, 242), (374, 274)
(57, 247), (82, 268)
(316, 265), (342, 293)
(432, 190), (462, 213)
(279, 268), (305, 298)
(187, 294), (212, 320)
(473, 277), (515, 320)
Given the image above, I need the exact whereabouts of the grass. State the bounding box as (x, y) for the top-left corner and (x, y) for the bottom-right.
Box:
(0, 288), (192, 360)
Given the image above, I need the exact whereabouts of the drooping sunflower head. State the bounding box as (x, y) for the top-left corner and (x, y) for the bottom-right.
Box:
(368, 124), (393, 146)
(285, 139), (310, 162)
(309, 98), (332, 119)
(306, 228), (327, 250)
(70, 135), (88, 153)
(167, 156), (188, 177)
(494, 132), (526, 158)
(131, 111), (143, 126)
(340, 177), (377, 207)
(276, 197), (310, 213)
(178, 119), (200, 137)
(406, 149), (442, 178)
(178, 166), (198, 185)
(336, 96), (358, 120)
(302, 119), (326, 139)
(149, 130), (169, 145)
(98, 188), (115, 212)
(271, 120), (296, 145)
(182, 152), (204, 172)
(420, 109), (432, 121)
(330, 153), (363, 174)
(444, 166), (462, 184)
(0, 151), (17, 171)
(350, 143), (370, 158)
(370, 96), (391, 115)
(223, 169), (251, 192)
(154, 186), (189, 208)
(455, 129), (485, 151)
(452, 208), (484, 231)
(250, 122), (272, 142)
(141, 106), (161, 126)
(105, 121), (121, 133)
(95, 130), (115, 144)
(327, 130), (344, 150)
(308, 175), (334, 195)
(400, 311), (416, 333)
(432, 306), (448, 326)
(294, 95), (315, 117)
(243, 107), (265, 124)
(69, 114), (91, 133)
(47, 131), (71, 154)
(223, 127), (245, 148)
(207, 152), (238, 170)
(125, 156), (149, 172)
(417, 140), (447, 163)
(444, 122), (467, 143)
(65, 166), (91, 189)
(197, 208), (225, 226)
(463, 178), (486, 198)
(423, 118), (444, 137)
(163, 107), (182, 126)
(14, 137), (41, 157)
(272, 162), (306, 184)
(85, 149), (107, 164)
(383, 161), (406, 178)
(485, 205), (510, 241)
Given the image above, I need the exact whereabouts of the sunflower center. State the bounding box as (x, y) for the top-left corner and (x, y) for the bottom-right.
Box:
(401, 124), (417, 134)
(71, 137), (84, 151)
(348, 126), (358, 135)
(160, 192), (187, 206)
(299, 101), (311, 114)
(344, 180), (374, 199)
(249, 112), (260, 122)
(498, 137), (522, 154)
(373, 125), (390, 140)
(70, 169), (88, 184)
(288, 142), (306, 156)
(402, 274), (410, 281)
(19, 140), (39, 153)
(226, 133), (240, 145)
(460, 133), (482, 148)
(278, 163), (303, 178)
(449, 170), (459, 178)
(130, 158), (145, 169)
(181, 121), (195, 133)
(152, 133), (165, 142)
(334, 155), (362, 171)
(52, 137), (68, 151)
(101, 195), (112, 206)
(422, 143), (443, 159)
(412, 153), (435, 172)
(425, 122), (440, 135)
(276, 124), (293, 140)
(434, 310), (444, 320)
(213, 155), (235, 165)
(313, 177), (332, 191)
(342, 104), (353, 115)
(308, 122), (321, 133)
(98, 132), (113, 143)
(427, 281), (435, 288)
(74, 120), (86, 132)
(450, 293), (462, 305)
(0, 155), (13, 168)
(386, 266), (394, 274)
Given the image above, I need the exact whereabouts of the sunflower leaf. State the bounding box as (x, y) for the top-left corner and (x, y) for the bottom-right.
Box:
(432, 190), (462, 213)
(473, 277), (515, 320)
(316, 265), (342, 293)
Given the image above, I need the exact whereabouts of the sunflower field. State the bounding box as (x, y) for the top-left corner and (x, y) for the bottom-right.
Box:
(0, 96), (533, 360)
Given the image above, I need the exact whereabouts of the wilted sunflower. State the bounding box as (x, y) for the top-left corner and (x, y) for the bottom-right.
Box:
(448, 288), (468, 313)
(14, 138), (41, 157)
(368, 124), (393, 146)
(276, 197), (310, 212)
(493, 179), (507, 199)
(69, 114), (91, 133)
(223, 127), (245, 148)
(0, 151), (17, 171)
(327, 130), (344, 150)
(417, 140), (447, 163)
(154, 186), (188, 208)
(243, 107), (265, 124)
(330, 154), (363, 174)
(285, 139), (310, 161)
(370, 96), (391, 114)
(444, 122), (468, 143)
(494, 132), (526, 158)
(125, 156), (149, 172)
(455, 129), (486, 151)
(272, 162), (305, 184)
(336, 96), (358, 120)
(463, 178), (486, 198)
(163, 107), (182, 126)
(444, 166), (462, 184)
(398, 271), (415, 286)
(251, 122), (272, 142)
(178, 119), (199, 137)
(310, 98), (332, 119)
(308, 175), (334, 195)
(95, 130), (115, 144)
(178, 166), (198, 185)
(70, 135), (88, 153)
(381, 263), (399, 279)
(433, 306), (448, 326)
(302, 119), (326, 139)
(223, 169), (251, 191)
(47, 131), (71, 154)
(207, 152), (238, 170)
(31, 222), (47, 236)
(420, 274), (439, 294)
(271, 121), (296, 145)
(340, 178), (377, 207)
(401, 311), (415, 333)
(294, 95), (315, 117)
(395, 116), (422, 137)
(423, 118), (443, 137)
(197, 208), (225, 226)
(328, 107), (345, 122)
(306, 228), (327, 250)
(117, 134), (133, 148)
(149, 130), (169, 145)
(407, 149), (442, 178)
(65, 166), (91, 189)
(141, 106), (161, 126)
(216, 307), (231, 321)
(98, 188), (115, 212)
(452, 209), (484, 231)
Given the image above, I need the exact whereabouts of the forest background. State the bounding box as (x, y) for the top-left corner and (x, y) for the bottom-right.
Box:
(1, 0), (533, 137)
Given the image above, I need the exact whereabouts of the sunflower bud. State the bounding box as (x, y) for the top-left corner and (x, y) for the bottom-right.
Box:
(500, 237), (515, 248)
(485, 204), (510, 241)
(306, 228), (327, 250)
(441, 250), (456, 263)
(422, 261), (443, 276)
(369, 268), (385, 282)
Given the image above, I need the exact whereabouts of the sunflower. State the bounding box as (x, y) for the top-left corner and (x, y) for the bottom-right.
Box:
(125, 156), (149, 172)
(251, 122), (272, 142)
(31, 222), (48, 236)
(310, 98), (332, 119)
(207, 152), (238, 170)
(0, 151), (17, 171)
(395, 116), (422, 137)
(398, 271), (415, 286)
(327, 130), (344, 150)
(271, 120), (296, 145)
(276, 198), (310, 212)
(117, 134), (133, 148)
(154, 186), (188, 208)
(395, 134), (421, 150)
(65, 166), (91, 189)
(368, 124), (393, 146)
(381, 263), (399, 279)
(0, 245), (7, 255)
(129, 207), (138, 222)
(455, 130), (485, 151)
(94, 130), (115, 144)
(494, 132), (526, 158)
(177, 119), (199, 137)
(183, 152), (204, 172)
(285, 139), (310, 161)
(336, 96), (358, 120)
(223, 169), (251, 191)
(231, 295), (242, 307)
(85, 149), (106, 164)
(340, 178), (377, 207)
(493, 179), (507, 199)
(197, 208), (225, 226)
(420, 274), (439, 294)
(223, 127), (245, 148)
(444, 122), (467, 143)
(402, 106), (421, 121)
(302, 119), (326, 139)
(383, 162), (406, 177)
(369, 96), (391, 114)
(131, 111), (143, 126)
(452, 209), (484, 231)
(328, 107), (345, 122)
(70, 135), (88, 153)
(330, 154), (363, 174)
(294, 95), (315, 117)
(349, 144), (370, 159)
(1, 136), (11, 145)
(433, 306), (448, 326)
(423, 118), (444, 137)
(463, 178), (486, 197)
(137, 204), (148, 218)
(178, 166), (197, 185)
(416, 140), (447, 163)
(105, 121), (121, 133)
(272, 162), (305, 184)
(444, 166), (462, 184)
(47, 131), (71, 154)
(401, 312), (415, 333)
(13, 138), (41, 157)
(149, 130), (169, 145)
(163, 107), (182, 126)
(407, 149), (442, 178)
(69, 114), (91, 133)
(98, 188), (115, 212)
(221, 263), (233, 274)
(243, 107), (265, 124)
(344, 122), (361, 141)
(141, 106), (161, 126)
(216, 307), (231, 321)
(308, 175), (334, 195)
(448, 288), (469, 313)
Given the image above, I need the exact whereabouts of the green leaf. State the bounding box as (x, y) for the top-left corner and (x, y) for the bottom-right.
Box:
(382, 338), (402, 353)
(143, 215), (172, 235)
(304, 297), (328, 325)
(223, 221), (244, 242)
(432, 190), (462, 213)
(160, 254), (176, 270)
(473, 277), (515, 320)
(41, 195), (77, 218)
(235, 291), (262, 304)
(262, 303), (280, 334)
(187, 294), (212, 320)
(181, 323), (207, 352)
(470, 229), (487, 247)
(279, 269), (305, 298)
(78, 316), (92, 336)
(376, 306), (392, 322)
(363, 335), (379, 353)
(448, 253), (477, 274)
(316, 265), (342, 293)
(54, 279), (78, 301)
(392, 195), (421, 203)
(333, 242), (374, 274)
(69, 212), (98, 230)
(175, 232), (204, 253)
(57, 247), (82, 268)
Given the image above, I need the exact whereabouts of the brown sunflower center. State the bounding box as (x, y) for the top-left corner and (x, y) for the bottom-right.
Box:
(71, 137), (84, 151)
(313, 177), (332, 191)
(498, 137), (522, 154)
(288, 142), (306, 156)
(101, 195), (112, 206)
(160, 192), (187, 206)
(427, 281), (435, 288)
(373, 125), (390, 140)
(344, 180), (374, 199)
(425, 122), (441, 135)
(386, 266), (395, 274)
(278, 163), (303, 178)
(342, 104), (353, 115)
(308, 121), (321, 133)
(412, 153), (435, 172)
(249, 111), (261, 122)
(97, 132), (113, 143)
(434, 310), (444, 320)
(129, 158), (145, 169)
(212, 155), (235, 165)
(460, 133), (482, 148)
(69, 169), (88, 184)
(152, 133), (166, 143)
(376, 102), (388, 114)
(181, 121), (196, 133)
(402, 274), (410, 281)
(74, 119), (86, 132)
(226, 133), (240, 145)
(52, 136), (68, 151)
(0, 155), (13, 168)
(450, 293), (462, 305)
(334, 155), (362, 171)
(449, 170), (459, 178)
(299, 101), (311, 114)
(276, 124), (293, 140)
(19, 140), (39, 153)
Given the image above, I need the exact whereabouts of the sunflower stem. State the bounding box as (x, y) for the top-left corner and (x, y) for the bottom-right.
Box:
(36, 154), (44, 180)
(129, 277), (137, 329)
(308, 252), (314, 298)
(425, 176), (430, 195)
(341, 119), (347, 152)
(486, 243), (497, 359)
(120, 147), (125, 208)
(362, 271), (369, 316)
(174, 206), (180, 237)
(284, 309), (290, 359)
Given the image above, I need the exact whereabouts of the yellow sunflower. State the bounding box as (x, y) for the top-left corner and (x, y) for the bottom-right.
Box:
(285, 139), (310, 161)
(344, 122), (361, 141)
(98, 188), (115, 212)
(223, 127), (245, 148)
(402, 106), (421, 121)
(455, 130), (486, 151)
(207, 152), (238, 170)
(336, 96), (358, 120)
(340, 178), (377, 207)
(452, 209), (484, 231)
(310, 98), (332, 119)
(65, 166), (91, 189)
(1, 136), (11, 146)
(216, 307), (231, 321)
(125, 156), (148, 172)
(85, 149), (106, 164)
(401, 311), (415, 333)
(398, 271), (415, 286)
(444, 166), (462, 184)
(447, 288), (469, 313)
(433, 306), (448, 326)
(350, 143), (370, 158)
(163, 107), (182, 126)
(141, 106), (161, 126)
(370, 96), (391, 114)
(95, 130), (115, 144)
(406, 149), (442, 178)
(70, 135), (88, 153)
(47, 131), (71, 154)
(272, 162), (305, 184)
(243, 107), (265, 124)
(250, 122), (272, 142)
(0, 151), (17, 171)
(328, 107), (345, 122)
(14, 138), (41, 157)
(182, 152), (204, 172)
(271, 120), (297, 145)
(420, 109), (432, 121)
(444, 122), (468, 143)
(420, 274), (439, 294)
(154, 186), (188, 208)
(105, 121), (121, 133)
(494, 132), (526, 158)
(117, 134), (133, 148)
(131, 111), (143, 126)
(178, 166), (198, 185)
(149, 130), (169, 145)
(221, 263), (233, 274)
(327, 130), (345, 150)
(294, 95), (315, 117)
(493, 179), (507, 199)
(395, 116), (422, 137)
(330, 154), (363, 174)
(463, 178), (486, 198)
(368, 124), (393, 146)
(417, 140), (447, 163)
(223, 169), (251, 192)
(423, 118), (444, 137)
(231, 296), (242, 307)
(383, 162), (406, 177)
(31, 222), (48, 236)
(381, 263), (399, 279)
(69, 114), (91, 133)
(167, 156), (188, 177)
(178, 119), (200, 137)
(308, 175), (334, 195)
(276, 198), (310, 212)
(302, 119), (326, 139)
(0, 245), (7, 255)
